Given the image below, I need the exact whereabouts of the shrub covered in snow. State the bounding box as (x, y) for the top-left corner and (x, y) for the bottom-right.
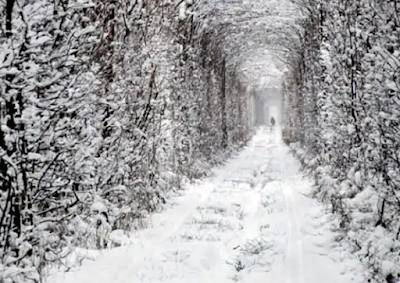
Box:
(0, 0), (253, 282)
(283, 0), (400, 282)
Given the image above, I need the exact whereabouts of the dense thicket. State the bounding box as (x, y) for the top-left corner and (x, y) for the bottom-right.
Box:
(0, 1), (251, 281)
(283, 0), (400, 281)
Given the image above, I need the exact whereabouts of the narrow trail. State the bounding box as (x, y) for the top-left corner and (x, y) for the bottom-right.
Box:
(51, 128), (362, 283)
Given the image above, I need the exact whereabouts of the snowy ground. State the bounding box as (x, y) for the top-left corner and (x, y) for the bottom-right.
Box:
(49, 128), (364, 283)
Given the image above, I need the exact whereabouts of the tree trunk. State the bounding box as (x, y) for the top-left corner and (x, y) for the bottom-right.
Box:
(221, 58), (228, 148)
(6, 0), (15, 37)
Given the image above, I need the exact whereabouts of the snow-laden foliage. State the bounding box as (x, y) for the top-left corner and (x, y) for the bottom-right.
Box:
(283, 0), (400, 282)
(0, 0), (256, 281)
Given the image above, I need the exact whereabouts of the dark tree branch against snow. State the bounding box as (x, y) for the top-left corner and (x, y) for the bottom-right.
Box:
(5, 0), (14, 38)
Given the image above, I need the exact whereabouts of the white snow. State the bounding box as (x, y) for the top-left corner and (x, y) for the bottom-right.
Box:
(49, 128), (364, 283)
(90, 201), (107, 214)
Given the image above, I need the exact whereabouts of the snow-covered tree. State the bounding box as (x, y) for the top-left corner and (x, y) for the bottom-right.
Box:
(0, 0), (258, 281)
(283, 0), (400, 281)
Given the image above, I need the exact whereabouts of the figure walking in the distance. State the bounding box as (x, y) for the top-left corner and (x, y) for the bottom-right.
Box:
(270, 117), (276, 131)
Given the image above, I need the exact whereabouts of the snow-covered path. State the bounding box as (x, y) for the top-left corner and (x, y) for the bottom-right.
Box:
(51, 129), (362, 283)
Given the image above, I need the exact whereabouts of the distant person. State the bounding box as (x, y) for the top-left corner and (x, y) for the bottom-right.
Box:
(270, 117), (276, 131)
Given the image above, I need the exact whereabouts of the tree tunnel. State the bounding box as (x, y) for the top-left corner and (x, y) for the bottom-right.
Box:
(198, 0), (296, 129)
(0, 0), (298, 281)
(4, 0), (399, 281)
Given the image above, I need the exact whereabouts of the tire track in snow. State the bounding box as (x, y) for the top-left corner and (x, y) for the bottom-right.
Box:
(283, 180), (305, 283)
(115, 139), (261, 283)
(114, 181), (214, 283)
(276, 133), (305, 283)
(222, 133), (278, 283)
